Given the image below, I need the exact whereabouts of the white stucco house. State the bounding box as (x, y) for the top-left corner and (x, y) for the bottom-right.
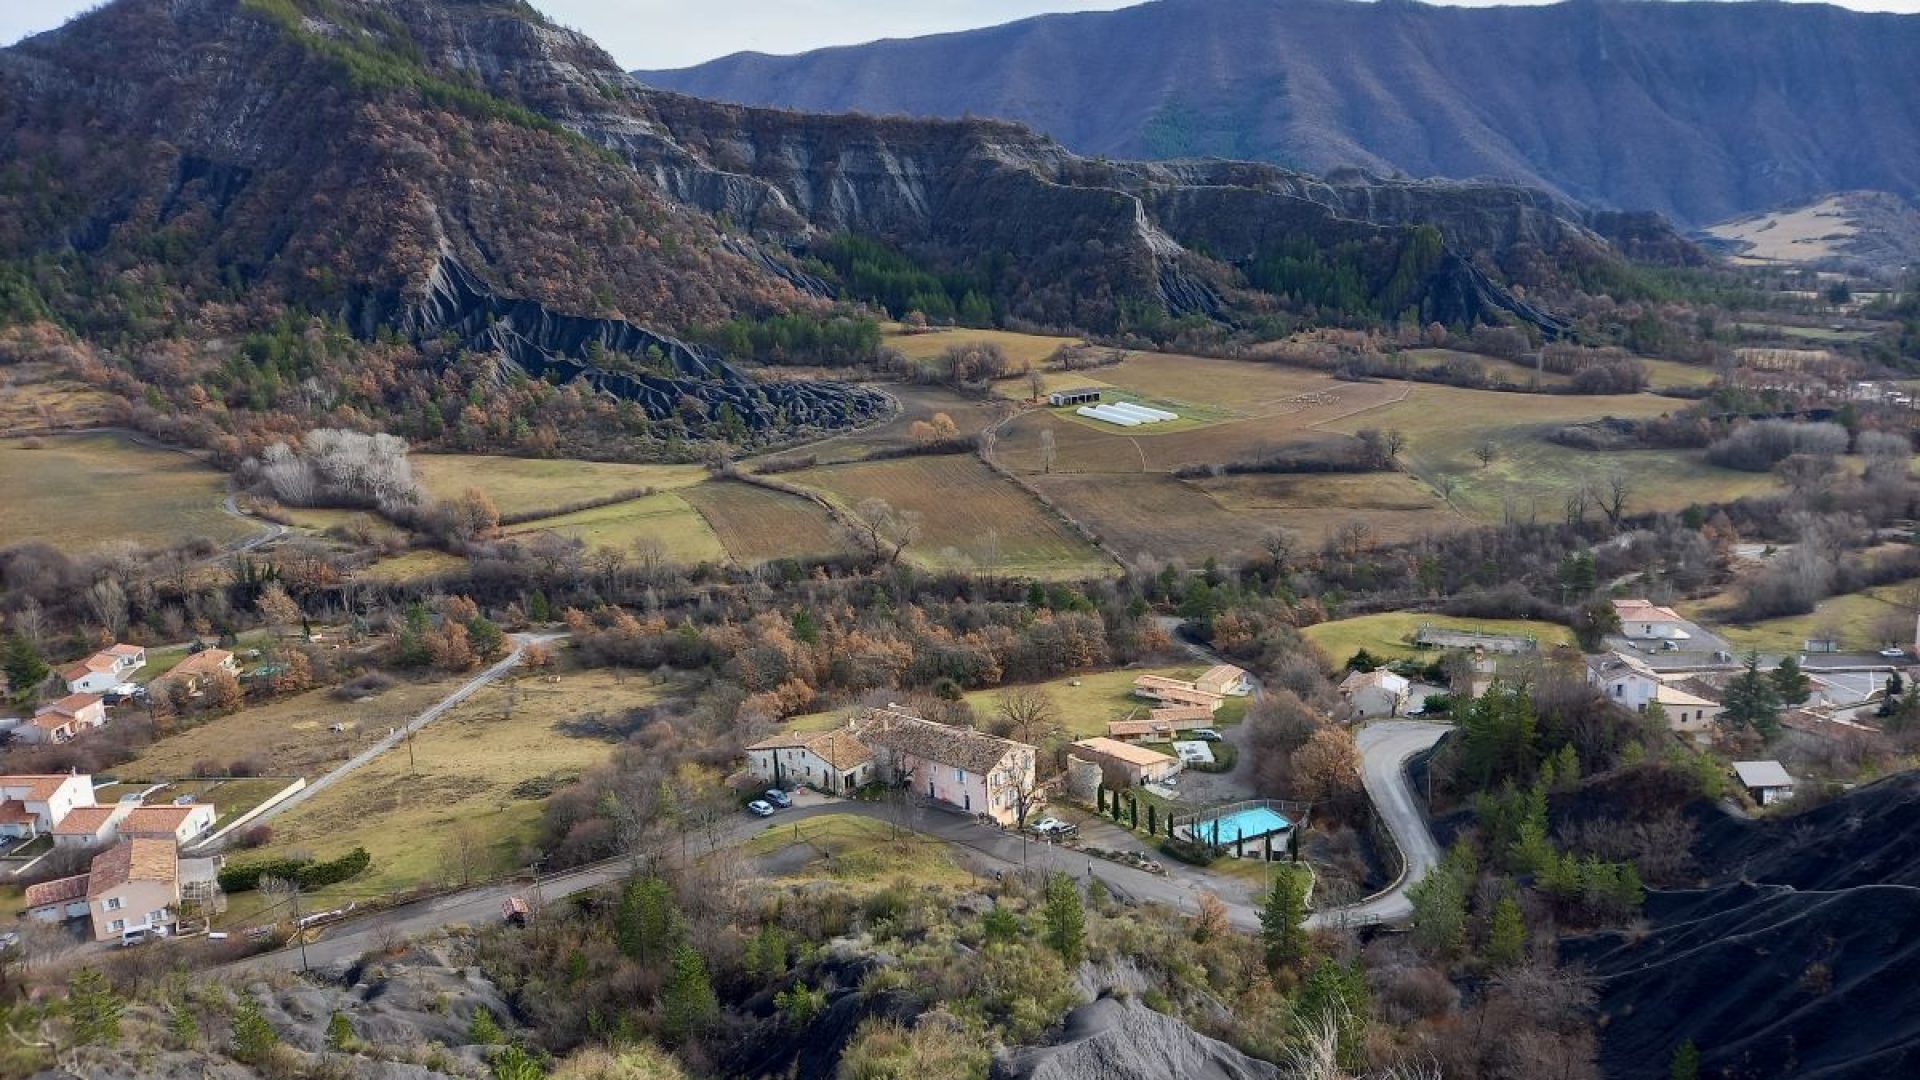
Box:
(1613, 599), (1691, 641)
(1339, 669), (1412, 718)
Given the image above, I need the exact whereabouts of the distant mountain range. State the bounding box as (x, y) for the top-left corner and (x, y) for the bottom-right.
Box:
(0, 0), (1665, 389)
(637, 0), (1920, 227)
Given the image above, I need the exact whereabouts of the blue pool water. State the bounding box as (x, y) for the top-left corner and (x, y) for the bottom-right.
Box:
(1195, 806), (1293, 845)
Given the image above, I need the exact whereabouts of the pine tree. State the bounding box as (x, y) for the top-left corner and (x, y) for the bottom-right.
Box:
(1486, 894), (1527, 969)
(1670, 1039), (1701, 1080)
(466, 616), (506, 661)
(1041, 873), (1086, 965)
(527, 590), (552, 623)
(660, 945), (718, 1041)
(1295, 959), (1372, 1069)
(1721, 652), (1783, 737)
(1260, 864), (1311, 972)
(169, 999), (200, 1050)
(229, 991), (279, 1064)
(468, 1007), (504, 1045)
(3, 633), (49, 700)
(617, 876), (678, 965)
(325, 1011), (354, 1051)
(490, 1045), (548, 1080)
(1770, 655), (1812, 706)
(66, 969), (122, 1046)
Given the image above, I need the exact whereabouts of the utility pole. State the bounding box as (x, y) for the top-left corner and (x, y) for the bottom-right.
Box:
(289, 884), (309, 974)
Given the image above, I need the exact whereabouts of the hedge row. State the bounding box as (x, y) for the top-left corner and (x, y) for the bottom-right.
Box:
(220, 847), (373, 893)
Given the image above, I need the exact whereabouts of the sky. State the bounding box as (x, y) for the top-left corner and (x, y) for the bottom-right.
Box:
(5, 0), (1918, 68)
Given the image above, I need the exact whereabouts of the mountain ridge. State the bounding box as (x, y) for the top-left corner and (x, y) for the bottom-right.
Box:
(637, 0), (1920, 227)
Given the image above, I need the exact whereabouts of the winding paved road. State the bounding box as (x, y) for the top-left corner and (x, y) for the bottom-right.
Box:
(1307, 720), (1450, 928)
(234, 715), (1452, 972)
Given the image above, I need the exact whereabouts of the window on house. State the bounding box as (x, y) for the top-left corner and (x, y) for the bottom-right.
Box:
(107, 919), (123, 933)
(954, 768), (964, 783)
(147, 910), (167, 924)
(103, 897), (122, 912)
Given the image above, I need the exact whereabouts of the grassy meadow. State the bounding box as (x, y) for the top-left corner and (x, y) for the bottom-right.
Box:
(0, 433), (250, 551)
(1301, 611), (1572, 666)
(238, 670), (661, 904)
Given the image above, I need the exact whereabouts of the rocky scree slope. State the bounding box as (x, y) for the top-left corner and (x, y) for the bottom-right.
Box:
(639, 0), (1920, 227)
(1564, 772), (1920, 1079)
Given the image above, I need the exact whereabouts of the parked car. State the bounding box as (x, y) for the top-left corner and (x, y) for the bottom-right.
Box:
(1029, 817), (1076, 838)
(1880, 647), (1907, 659)
(1189, 728), (1224, 742)
(746, 800), (776, 818)
(763, 788), (793, 808)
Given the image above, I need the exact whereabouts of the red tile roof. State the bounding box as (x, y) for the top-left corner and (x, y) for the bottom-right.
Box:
(53, 807), (119, 836)
(24, 874), (90, 909)
(119, 806), (205, 835)
(88, 839), (177, 897)
(0, 776), (81, 801)
(35, 694), (103, 718)
(0, 801), (37, 825)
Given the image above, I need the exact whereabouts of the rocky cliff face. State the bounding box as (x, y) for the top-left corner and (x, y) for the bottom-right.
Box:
(0, 0), (1677, 391)
(638, 0), (1920, 227)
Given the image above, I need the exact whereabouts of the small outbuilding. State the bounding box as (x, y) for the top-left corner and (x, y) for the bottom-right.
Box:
(1070, 737), (1182, 788)
(1732, 760), (1796, 806)
(1048, 387), (1103, 407)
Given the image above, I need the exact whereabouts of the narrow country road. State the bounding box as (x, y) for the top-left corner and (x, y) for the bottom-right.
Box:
(1306, 720), (1451, 928)
(190, 632), (565, 852)
(233, 717), (1452, 972)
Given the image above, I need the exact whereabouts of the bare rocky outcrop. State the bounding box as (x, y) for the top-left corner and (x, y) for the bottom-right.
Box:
(992, 996), (1281, 1080)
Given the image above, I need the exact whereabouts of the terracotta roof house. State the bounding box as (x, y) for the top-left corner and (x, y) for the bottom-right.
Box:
(1130, 675), (1224, 712)
(24, 873), (92, 923)
(745, 728), (875, 795)
(87, 839), (180, 943)
(22, 694), (106, 745)
(1613, 599), (1691, 641)
(60, 644), (146, 695)
(1148, 705), (1216, 728)
(855, 708), (1037, 825)
(1070, 737), (1182, 787)
(118, 804), (218, 846)
(0, 774), (97, 839)
(52, 805), (128, 849)
(1194, 664), (1254, 697)
(156, 649), (238, 693)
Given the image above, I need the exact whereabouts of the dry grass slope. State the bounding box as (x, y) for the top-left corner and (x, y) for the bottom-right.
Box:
(0, 433), (250, 551)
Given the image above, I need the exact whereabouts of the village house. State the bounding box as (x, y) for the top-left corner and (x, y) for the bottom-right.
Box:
(1588, 653), (1724, 736)
(1194, 664), (1254, 697)
(1131, 674), (1224, 713)
(52, 805), (132, 849)
(0, 774), (97, 840)
(87, 839), (181, 943)
(21, 694), (107, 745)
(1070, 737), (1182, 788)
(59, 644), (146, 696)
(1339, 669), (1411, 718)
(1733, 760), (1797, 806)
(118, 803), (219, 846)
(1613, 599), (1691, 642)
(25, 873), (93, 924)
(855, 707), (1037, 826)
(156, 648), (239, 695)
(744, 728), (874, 794)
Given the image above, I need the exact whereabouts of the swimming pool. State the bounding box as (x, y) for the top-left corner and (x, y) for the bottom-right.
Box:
(1191, 805), (1293, 846)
